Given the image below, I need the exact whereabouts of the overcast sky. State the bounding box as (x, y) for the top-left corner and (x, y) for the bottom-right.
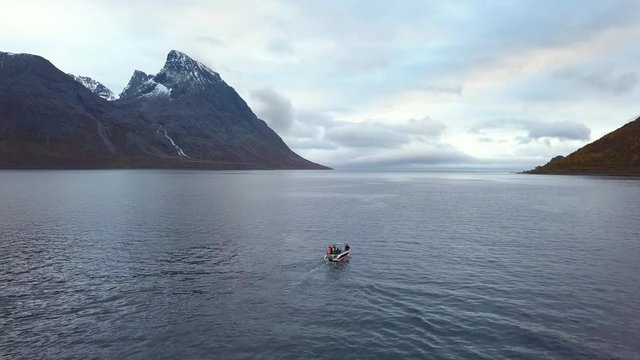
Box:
(2, 0), (640, 169)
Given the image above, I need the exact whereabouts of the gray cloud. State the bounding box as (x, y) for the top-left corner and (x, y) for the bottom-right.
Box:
(324, 123), (411, 148)
(526, 120), (590, 141)
(195, 35), (226, 47)
(296, 111), (339, 127)
(338, 147), (475, 169)
(402, 117), (446, 137)
(322, 117), (446, 149)
(474, 119), (590, 141)
(286, 114), (457, 168)
(558, 67), (639, 94)
(476, 136), (508, 143)
(250, 87), (294, 133)
(419, 84), (464, 96)
(267, 39), (293, 55)
(285, 137), (338, 150)
(287, 1), (640, 99)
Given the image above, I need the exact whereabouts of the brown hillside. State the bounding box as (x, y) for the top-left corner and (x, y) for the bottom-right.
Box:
(527, 116), (640, 175)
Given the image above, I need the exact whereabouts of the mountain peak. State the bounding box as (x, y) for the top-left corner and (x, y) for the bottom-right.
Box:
(120, 70), (157, 98)
(156, 50), (222, 89)
(132, 69), (149, 78)
(118, 51), (224, 99)
(166, 49), (190, 62)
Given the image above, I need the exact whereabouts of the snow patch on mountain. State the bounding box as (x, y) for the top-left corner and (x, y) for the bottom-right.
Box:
(118, 50), (226, 100)
(119, 70), (156, 98)
(68, 74), (117, 100)
(0, 51), (26, 57)
(144, 82), (171, 98)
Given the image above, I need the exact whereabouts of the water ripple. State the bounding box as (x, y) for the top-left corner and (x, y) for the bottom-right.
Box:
(1, 170), (639, 359)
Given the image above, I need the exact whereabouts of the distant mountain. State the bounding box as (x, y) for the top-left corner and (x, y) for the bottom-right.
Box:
(526, 116), (640, 175)
(114, 50), (324, 168)
(0, 51), (124, 168)
(0, 50), (328, 169)
(68, 74), (117, 100)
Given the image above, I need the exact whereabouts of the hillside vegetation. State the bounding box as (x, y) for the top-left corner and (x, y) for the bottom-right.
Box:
(527, 117), (640, 175)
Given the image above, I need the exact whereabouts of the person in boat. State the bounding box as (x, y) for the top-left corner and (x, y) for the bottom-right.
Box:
(345, 244), (350, 251)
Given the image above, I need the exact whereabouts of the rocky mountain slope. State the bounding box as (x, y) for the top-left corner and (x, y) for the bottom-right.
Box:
(526, 116), (640, 175)
(0, 50), (328, 169)
(68, 74), (117, 100)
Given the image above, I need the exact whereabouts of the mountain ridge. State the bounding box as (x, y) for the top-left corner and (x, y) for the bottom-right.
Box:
(0, 50), (329, 170)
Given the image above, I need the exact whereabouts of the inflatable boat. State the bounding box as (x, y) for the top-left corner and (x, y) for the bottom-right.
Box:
(324, 243), (350, 262)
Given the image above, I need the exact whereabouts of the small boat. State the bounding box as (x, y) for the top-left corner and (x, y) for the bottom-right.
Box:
(324, 243), (351, 262)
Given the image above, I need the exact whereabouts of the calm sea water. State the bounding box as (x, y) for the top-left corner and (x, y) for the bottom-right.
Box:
(1, 170), (639, 359)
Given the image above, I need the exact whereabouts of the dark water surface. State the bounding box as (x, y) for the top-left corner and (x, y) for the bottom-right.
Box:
(1, 170), (639, 359)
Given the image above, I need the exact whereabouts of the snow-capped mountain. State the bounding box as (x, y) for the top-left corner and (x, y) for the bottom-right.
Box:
(119, 50), (222, 99)
(155, 50), (222, 89)
(68, 74), (117, 100)
(0, 50), (328, 170)
(114, 49), (317, 167)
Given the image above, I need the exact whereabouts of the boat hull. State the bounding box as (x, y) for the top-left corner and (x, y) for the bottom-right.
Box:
(324, 250), (350, 262)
